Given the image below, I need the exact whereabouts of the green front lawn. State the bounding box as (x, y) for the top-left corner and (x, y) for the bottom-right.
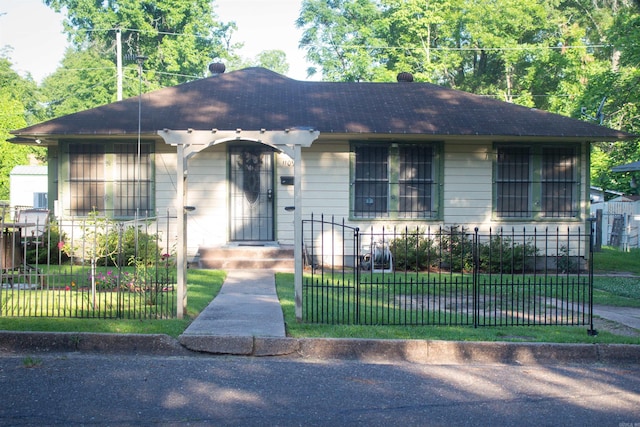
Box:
(0, 269), (226, 338)
(275, 272), (640, 345)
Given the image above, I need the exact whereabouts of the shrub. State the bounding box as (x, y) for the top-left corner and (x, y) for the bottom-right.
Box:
(63, 213), (163, 267)
(389, 227), (438, 272)
(477, 234), (540, 274)
(24, 221), (70, 265)
(438, 225), (474, 272)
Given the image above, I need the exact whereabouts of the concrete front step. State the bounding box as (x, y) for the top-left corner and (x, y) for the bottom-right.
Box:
(197, 245), (294, 270)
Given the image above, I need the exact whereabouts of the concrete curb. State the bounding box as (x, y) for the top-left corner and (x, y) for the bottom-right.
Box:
(177, 334), (640, 365)
(2, 331), (639, 365)
(295, 338), (640, 365)
(0, 331), (191, 356)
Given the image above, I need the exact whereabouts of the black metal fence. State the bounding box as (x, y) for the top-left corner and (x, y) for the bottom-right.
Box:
(302, 215), (594, 332)
(1, 208), (176, 319)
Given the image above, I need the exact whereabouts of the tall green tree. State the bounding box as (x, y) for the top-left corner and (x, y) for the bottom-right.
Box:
(44, 0), (235, 88)
(296, 0), (621, 103)
(0, 58), (45, 200)
(297, 0), (384, 81)
(580, 4), (640, 194)
(40, 48), (119, 117)
(254, 50), (290, 75)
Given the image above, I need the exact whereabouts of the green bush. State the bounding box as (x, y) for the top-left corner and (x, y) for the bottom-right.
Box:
(95, 225), (162, 267)
(477, 234), (540, 274)
(63, 213), (163, 267)
(389, 227), (438, 272)
(438, 225), (474, 272)
(24, 221), (70, 265)
(388, 225), (474, 273)
(389, 226), (542, 274)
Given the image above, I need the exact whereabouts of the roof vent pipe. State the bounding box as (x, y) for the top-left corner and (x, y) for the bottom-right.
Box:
(396, 72), (414, 82)
(208, 62), (226, 76)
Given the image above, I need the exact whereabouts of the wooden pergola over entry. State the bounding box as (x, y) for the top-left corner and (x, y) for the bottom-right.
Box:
(158, 128), (320, 319)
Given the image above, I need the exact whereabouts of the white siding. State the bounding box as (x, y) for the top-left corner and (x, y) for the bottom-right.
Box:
(276, 142), (350, 245)
(155, 143), (228, 254)
(274, 151), (295, 244)
(185, 145), (228, 250)
(151, 139), (591, 254)
(443, 142), (493, 224)
(154, 143), (178, 217)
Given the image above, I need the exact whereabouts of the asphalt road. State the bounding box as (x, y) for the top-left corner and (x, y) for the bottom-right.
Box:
(0, 353), (639, 426)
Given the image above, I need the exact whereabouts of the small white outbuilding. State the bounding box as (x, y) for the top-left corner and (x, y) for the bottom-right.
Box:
(9, 165), (48, 210)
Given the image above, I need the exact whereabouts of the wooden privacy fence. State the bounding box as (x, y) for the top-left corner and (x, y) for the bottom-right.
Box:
(0, 209), (176, 319)
(302, 215), (595, 334)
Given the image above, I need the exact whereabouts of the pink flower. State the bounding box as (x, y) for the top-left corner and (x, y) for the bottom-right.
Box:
(57, 241), (65, 249)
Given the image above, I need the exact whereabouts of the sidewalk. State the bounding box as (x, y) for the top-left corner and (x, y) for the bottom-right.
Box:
(179, 270), (640, 339)
(594, 305), (640, 330)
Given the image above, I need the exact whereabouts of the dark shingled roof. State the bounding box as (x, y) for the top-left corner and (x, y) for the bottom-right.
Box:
(11, 67), (635, 141)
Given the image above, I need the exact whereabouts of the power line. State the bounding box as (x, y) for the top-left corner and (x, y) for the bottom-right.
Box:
(73, 26), (614, 53)
(78, 27), (212, 39)
(299, 43), (613, 52)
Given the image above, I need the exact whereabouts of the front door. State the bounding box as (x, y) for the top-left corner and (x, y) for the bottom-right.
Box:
(229, 145), (275, 242)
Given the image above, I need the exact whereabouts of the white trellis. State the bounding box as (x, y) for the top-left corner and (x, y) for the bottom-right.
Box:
(158, 128), (319, 319)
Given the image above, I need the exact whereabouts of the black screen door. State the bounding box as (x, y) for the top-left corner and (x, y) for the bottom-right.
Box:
(229, 145), (274, 242)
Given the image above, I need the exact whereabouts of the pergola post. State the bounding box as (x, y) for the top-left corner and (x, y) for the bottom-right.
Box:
(175, 143), (187, 318)
(293, 143), (303, 321)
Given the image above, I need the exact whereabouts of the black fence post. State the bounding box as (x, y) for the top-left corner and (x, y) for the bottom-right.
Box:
(354, 226), (360, 324)
(473, 227), (479, 328)
(116, 223), (123, 319)
(587, 220), (598, 336)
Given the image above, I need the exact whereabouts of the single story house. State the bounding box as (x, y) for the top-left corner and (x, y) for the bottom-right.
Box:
(10, 67), (635, 258)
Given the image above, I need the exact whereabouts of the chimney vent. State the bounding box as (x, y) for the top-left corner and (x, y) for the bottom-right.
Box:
(208, 62), (226, 76)
(396, 72), (414, 82)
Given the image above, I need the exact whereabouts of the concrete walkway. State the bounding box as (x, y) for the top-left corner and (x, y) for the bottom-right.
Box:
(594, 305), (640, 330)
(181, 270), (640, 337)
(178, 269), (289, 355)
(182, 269), (286, 338)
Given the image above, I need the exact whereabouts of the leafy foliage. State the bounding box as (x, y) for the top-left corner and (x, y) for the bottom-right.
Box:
(62, 212), (162, 267)
(24, 221), (70, 265)
(389, 227), (437, 272)
(226, 49), (290, 75)
(40, 48), (119, 117)
(389, 227), (541, 274)
(44, 0), (233, 88)
(297, 0), (385, 81)
(0, 58), (46, 200)
(477, 235), (540, 274)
